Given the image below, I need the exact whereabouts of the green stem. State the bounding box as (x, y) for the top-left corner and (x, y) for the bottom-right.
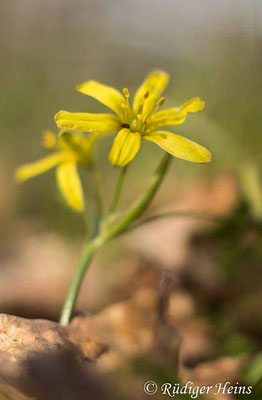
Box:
(109, 166), (128, 215)
(59, 153), (172, 326)
(59, 236), (104, 326)
(85, 170), (103, 241)
(93, 170), (104, 219)
(103, 153), (172, 240)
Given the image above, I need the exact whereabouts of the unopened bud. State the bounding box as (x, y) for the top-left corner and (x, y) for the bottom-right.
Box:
(42, 130), (56, 148)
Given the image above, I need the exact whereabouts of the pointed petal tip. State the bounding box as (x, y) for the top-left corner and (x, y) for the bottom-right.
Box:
(195, 147), (211, 164)
(200, 151), (212, 163)
(152, 69), (169, 76)
(206, 150), (212, 163)
(76, 81), (92, 93)
(151, 69), (170, 83)
(144, 130), (211, 164)
(199, 99), (205, 111)
(54, 110), (65, 124)
(188, 146), (211, 164)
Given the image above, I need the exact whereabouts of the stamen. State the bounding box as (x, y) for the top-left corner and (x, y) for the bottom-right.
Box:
(123, 88), (130, 98)
(148, 96), (166, 121)
(136, 92), (149, 116)
(140, 97), (166, 134)
(143, 114), (149, 124)
(122, 88), (131, 123)
(157, 97), (166, 107)
(136, 91), (151, 132)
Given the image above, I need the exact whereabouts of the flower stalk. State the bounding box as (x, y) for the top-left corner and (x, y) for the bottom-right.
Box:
(103, 153), (172, 240)
(108, 165), (128, 215)
(59, 153), (172, 326)
(59, 237), (102, 326)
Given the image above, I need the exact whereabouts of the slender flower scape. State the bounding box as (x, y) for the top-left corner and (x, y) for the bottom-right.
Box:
(55, 70), (211, 167)
(15, 130), (99, 211)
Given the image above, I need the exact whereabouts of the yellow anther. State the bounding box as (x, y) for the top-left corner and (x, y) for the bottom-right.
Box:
(144, 90), (149, 99)
(137, 114), (143, 120)
(123, 88), (130, 98)
(143, 114), (149, 124)
(42, 130), (56, 148)
(157, 97), (166, 107)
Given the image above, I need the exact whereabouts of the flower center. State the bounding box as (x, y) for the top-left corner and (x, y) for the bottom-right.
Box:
(122, 88), (166, 135)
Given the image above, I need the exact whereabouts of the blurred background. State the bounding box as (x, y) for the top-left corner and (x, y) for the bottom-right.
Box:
(0, 1), (262, 398)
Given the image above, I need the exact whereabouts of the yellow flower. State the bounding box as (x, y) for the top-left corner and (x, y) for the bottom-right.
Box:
(55, 70), (211, 167)
(15, 130), (99, 212)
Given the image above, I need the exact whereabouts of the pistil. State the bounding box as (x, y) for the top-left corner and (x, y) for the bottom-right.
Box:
(122, 88), (131, 123)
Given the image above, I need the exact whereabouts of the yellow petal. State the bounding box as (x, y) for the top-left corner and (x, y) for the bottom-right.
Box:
(15, 152), (65, 182)
(133, 70), (169, 115)
(147, 115), (187, 131)
(179, 97), (205, 114)
(148, 98), (204, 130)
(143, 131), (211, 163)
(152, 97), (205, 120)
(77, 80), (125, 120)
(109, 128), (141, 167)
(55, 111), (121, 133)
(56, 162), (84, 212)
